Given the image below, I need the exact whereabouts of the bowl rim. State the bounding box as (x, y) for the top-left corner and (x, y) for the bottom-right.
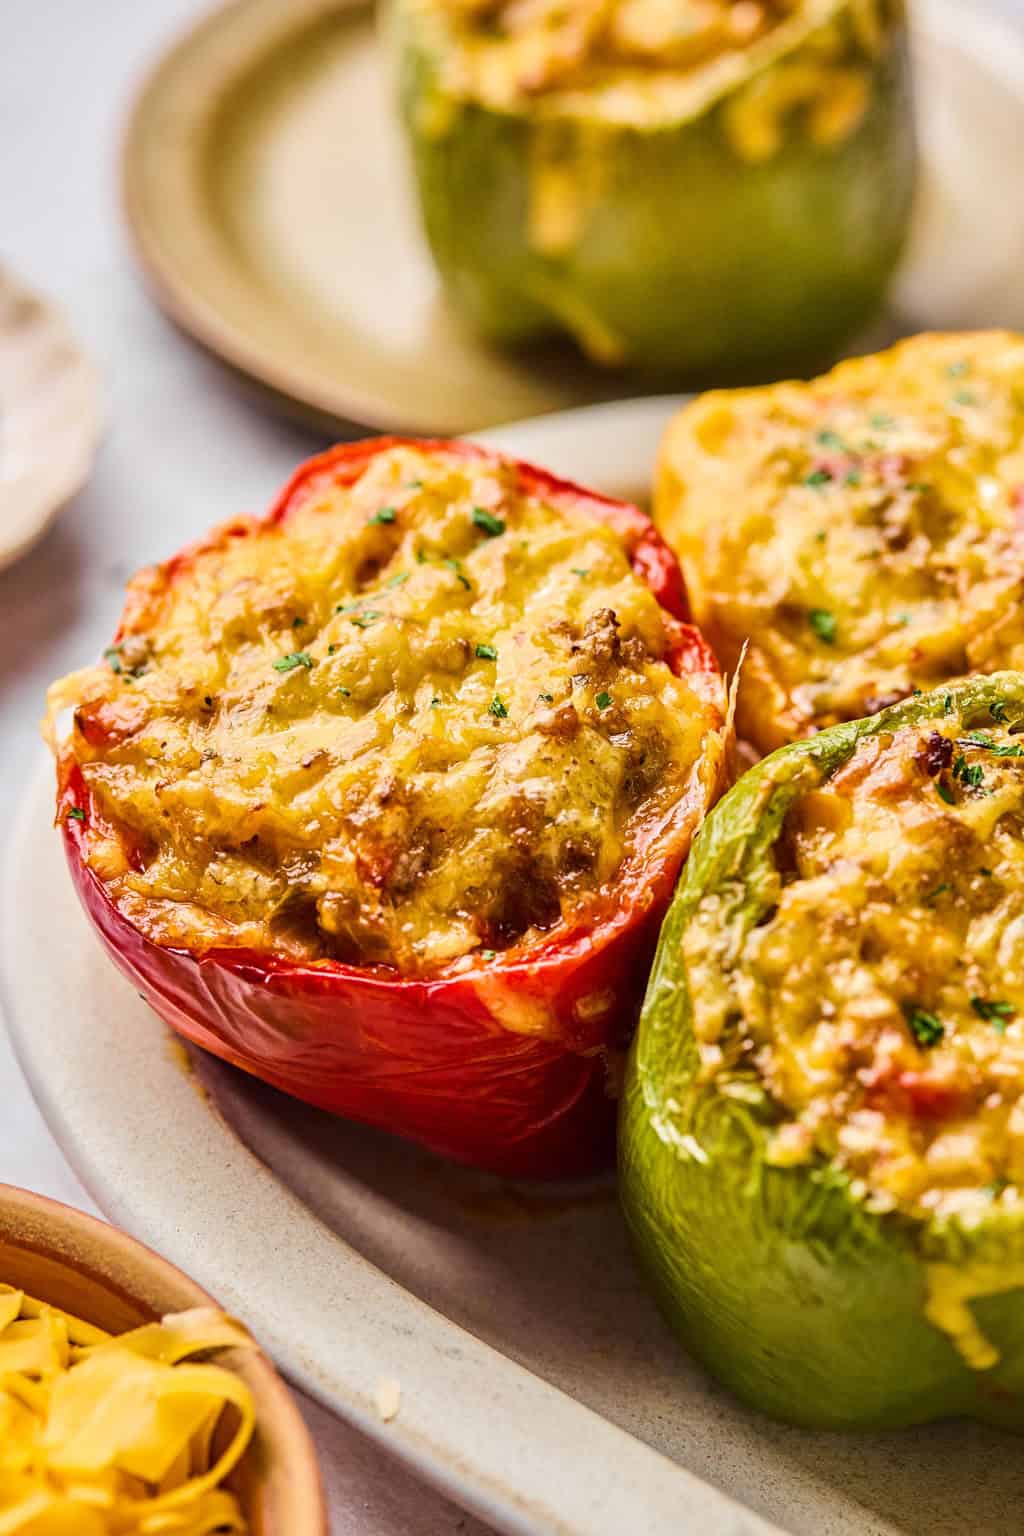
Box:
(0, 1179), (327, 1536)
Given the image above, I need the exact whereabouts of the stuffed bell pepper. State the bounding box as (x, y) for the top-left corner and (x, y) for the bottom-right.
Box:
(657, 330), (1024, 752)
(389, 0), (916, 379)
(622, 674), (1024, 1429)
(46, 438), (728, 1178)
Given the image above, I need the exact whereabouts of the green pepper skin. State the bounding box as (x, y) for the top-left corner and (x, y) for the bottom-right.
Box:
(390, 2), (917, 380)
(620, 675), (1024, 1431)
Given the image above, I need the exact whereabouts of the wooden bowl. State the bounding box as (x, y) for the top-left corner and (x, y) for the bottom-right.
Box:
(0, 1182), (326, 1536)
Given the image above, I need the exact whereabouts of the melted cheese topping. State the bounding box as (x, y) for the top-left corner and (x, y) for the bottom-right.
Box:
(685, 701), (1024, 1218)
(49, 446), (720, 977)
(411, 0), (893, 131)
(658, 332), (1024, 754)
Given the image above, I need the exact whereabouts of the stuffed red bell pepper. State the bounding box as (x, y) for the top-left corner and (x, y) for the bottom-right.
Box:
(46, 438), (728, 1177)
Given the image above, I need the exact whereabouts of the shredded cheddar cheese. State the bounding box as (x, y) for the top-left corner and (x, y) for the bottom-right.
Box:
(0, 1289), (255, 1534)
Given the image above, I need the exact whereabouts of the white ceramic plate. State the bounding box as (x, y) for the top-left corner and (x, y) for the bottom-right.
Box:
(0, 267), (100, 570)
(5, 401), (1024, 1536)
(123, 0), (1024, 434)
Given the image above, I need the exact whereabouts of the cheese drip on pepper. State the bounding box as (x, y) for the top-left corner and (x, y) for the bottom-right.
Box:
(0, 1287), (255, 1534)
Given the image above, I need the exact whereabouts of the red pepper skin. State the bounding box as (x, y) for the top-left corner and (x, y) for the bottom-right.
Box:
(56, 438), (725, 1179)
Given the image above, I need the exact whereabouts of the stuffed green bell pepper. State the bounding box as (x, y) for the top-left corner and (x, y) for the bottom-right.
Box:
(621, 674), (1024, 1431)
(389, 0), (917, 379)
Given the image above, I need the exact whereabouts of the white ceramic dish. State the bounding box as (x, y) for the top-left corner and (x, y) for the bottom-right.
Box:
(0, 267), (100, 570)
(123, 0), (1024, 434)
(5, 400), (1024, 1536)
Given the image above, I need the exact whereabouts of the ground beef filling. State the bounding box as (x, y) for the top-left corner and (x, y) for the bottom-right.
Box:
(685, 706), (1024, 1217)
(52, 447), (715, 976)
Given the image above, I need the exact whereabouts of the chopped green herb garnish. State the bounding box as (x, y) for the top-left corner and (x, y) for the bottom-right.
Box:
(971, 997), (1015, 1029)
(480, 949), (497, 961)
(907, 483), (932, 496)
(430, 696), (441, 707)
(980, 867), (994, 877)
(488, 695), (508, 719)
(814, 530), (827, 543)
(947, 359), (970, 378)
(444, 557), (471, 590)
(870, 412), (896, 431)
(538, 692), (554, 703)
(952, 754), (984, 788)
(104, 647), (123, 674)
(804, 468), (833, 488)
(368, 506), (397, 525)
(328, 643), (337, 655)
(338, 686), (351, 697)
(963, 731), (1024, 757)
(943, 694), (954, 715)
(923, 882), (951, 905)
(273, 651), (314, 672)
(335, 599), (362, 614)
(990, 701), (1009, 724)
(350, 611), (382, 628)
(816, 429), (846, 450)
(472, 507), (506, 537)
(936, 781), (956, 805)
(407, 479), (423, 489)
(475, 643), (498, 661)
(808, 608), (837, 644)
(906, 1007), (944, 1048)
(203, 695), (214, 708)
(595, 691), (613, 711)
(952, 390), (977, 407)
(898, 613), (912, 627)
(386, 572), (409, 588)
(571, 568), (590, 578)
(416, 548), (427, 564)
(844, 470), (862, 487)
(66, 807), (86, 823)
(292, 616), (305, 628)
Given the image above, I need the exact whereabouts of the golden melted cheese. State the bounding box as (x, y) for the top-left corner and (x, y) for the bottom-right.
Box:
(686, 704), (1024, 1218)
(49, 446), (721, 976)
(657, 331), (1024, 754)
(412, 0), (893, 132)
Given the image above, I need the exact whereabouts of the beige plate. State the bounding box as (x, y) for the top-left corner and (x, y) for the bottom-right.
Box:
(7, 397), (1024, 1536)
(123, 0), (1024, 435)
(0, 1182), (326, 1536)
(0, 267), (100, 570)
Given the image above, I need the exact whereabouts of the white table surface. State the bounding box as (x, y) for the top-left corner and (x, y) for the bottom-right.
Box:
(1, 1), (1020, 1531)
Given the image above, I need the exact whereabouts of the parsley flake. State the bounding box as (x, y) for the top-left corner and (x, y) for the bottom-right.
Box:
(871, 412), (896, 431)
(444, 557), (471, 590)
(808, 608), (837, 644)
(338, 686), (351, 697)
(924, 882), (951, 905)
(472, 507), (506, 537)
(990, 701), (1010, 724)
(971, 997), (1015, 1028)
(943, 694), (954, 716)
(386, 572), (409, 588)
(947, 359), (970, 379)
(964, 732), (1024, 758)
(804, 468), (833, 488)
(906, 1007), (944, 1048)
(350, 612), (382, 629)
(480, 949), (497, 960)
(936, 781), (956, 805)
(273, 651), (314, 672)
(952, 390), (977, 407)
(489, 695), (508, 719)
(844, 470), (862, 487)
(104, 646), (123, 674)
(369, 506), (397, 525)
(475, 643), (498, 661)
(538, 692), (554, 703)
(595, 691), (613, 711)
(66, 807), (86, 823)
(816, 429), (846, 450)
(571, 568), (590, 578)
